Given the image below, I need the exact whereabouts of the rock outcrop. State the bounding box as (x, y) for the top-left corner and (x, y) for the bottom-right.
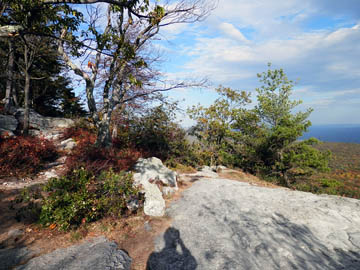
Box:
(0, 109), (74, 138)
(14, 236), (131, 270)
(150, 178), (360, 270)
(133, 157), (178, 217)
(0, 114), (17, 137)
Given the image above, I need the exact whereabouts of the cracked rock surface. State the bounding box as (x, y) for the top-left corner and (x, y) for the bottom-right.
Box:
(150, 178), (360, 270)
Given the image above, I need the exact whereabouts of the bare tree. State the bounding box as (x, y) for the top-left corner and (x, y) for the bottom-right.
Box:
(58, 1), (214, 147)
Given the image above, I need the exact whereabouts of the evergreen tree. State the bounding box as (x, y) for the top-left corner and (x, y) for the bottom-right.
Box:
(0, 37), (86, 117)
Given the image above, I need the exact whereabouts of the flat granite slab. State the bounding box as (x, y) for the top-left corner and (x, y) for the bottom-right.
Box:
(148, 178), (360, 270)
(14, 236), (131, 270)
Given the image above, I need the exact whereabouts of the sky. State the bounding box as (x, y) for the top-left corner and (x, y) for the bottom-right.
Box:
(154, 0), (360, 126)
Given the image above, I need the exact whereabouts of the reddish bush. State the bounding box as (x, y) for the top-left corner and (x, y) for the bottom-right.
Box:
(61, 126), (96, 145)
(66, 145), (142, 175)
(63, 127), (142, 175)
(0, 136), (58, 177)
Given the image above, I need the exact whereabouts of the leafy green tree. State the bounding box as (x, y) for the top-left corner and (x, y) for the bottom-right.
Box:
(247, 64), (330, 186)
(189, 65), (330, 185)
(188, 86), (251, 166)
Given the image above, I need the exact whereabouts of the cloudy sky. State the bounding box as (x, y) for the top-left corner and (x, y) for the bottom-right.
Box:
(156, 0), (360, 126)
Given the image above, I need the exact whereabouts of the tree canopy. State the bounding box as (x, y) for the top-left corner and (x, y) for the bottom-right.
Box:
(189, 65), (330, 185)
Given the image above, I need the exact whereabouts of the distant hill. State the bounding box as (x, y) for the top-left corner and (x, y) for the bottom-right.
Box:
(301, 124), (360, 143)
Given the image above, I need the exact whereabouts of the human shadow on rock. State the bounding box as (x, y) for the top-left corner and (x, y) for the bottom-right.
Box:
(146, 227), (197, 270)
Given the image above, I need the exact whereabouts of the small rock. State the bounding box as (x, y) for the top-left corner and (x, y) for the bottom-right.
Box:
(0, 128), (15, 138)
(216, 165), (227, 171)
(7, 229), (24, 238)
(162, 186), (176, 196)
(44, 171), (58, 179)
(144, 221), (152, 232)
(59, 138), (76, 151)
(126, 197), (140, 212)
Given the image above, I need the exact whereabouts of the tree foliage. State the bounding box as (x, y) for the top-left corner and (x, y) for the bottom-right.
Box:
(189, 65), (330, 186)
(188, 86), (251, 166)
(0, 37), (86, 117)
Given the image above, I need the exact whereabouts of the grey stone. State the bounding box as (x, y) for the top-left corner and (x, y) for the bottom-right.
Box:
(181, 169), (219, 180)
(133, 157), (178, 216)
(14, 109), (74, 131)
(133, 157), (178, 188)
(59, 138), (77, 150)
(0, 247), (40, 270)
(0, 128), (15, 137)
(7, 229), (24, 238)
(0, 114), (18, 131)
(144, 221), (152, 232)
(15, 236), (131, 270)
(150, 178), (360, 270)
(43, 170), (59, 179)
(133, 175), (165, 217)
(198, 166), (219, 177)
(126, 197), (140, 212)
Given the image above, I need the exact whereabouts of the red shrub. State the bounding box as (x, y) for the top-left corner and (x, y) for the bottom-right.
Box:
(0, 136), (59, 177)
(61, 126), (96, 145)
(66, 145), (142, 175)
(63, 128), (142, 175)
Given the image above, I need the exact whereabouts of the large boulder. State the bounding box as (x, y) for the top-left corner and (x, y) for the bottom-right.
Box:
(14, 236), (131, 270)
(0, 114), (18, 137)
(15, 109), (74, 131)
(0, 114), (18, 131)
(133, 157), (178, 188)
(139, 179), (166, 217)
(133, 157), (178, 217)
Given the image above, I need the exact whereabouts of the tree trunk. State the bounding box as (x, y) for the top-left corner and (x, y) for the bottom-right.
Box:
(23, 69), (30, 135)
(4, 40), (14, 113)
(112, 123), (118, 139)
(95, 113), (112, 148)
(23, 44), (30, 135)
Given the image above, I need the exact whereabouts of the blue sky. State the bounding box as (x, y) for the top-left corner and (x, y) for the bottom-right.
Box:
(153, 0), (360, 126)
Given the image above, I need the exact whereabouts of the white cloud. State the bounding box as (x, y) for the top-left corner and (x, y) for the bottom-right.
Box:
(218, 23), (249, 43)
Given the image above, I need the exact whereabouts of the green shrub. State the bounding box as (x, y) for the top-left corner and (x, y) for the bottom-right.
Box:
(97, 170), (140, 217)
(319, 178), (344, 189)
(40, 169), (98, 230)
(39, 168), (140, 231)
(113, 104), (200, 167)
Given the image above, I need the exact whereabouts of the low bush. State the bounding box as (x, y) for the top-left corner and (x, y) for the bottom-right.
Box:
(39, 168), (140, 231)
(61, 124), (142, 175)
(66, 144), (142, 176)
(0, 135), (58, 177)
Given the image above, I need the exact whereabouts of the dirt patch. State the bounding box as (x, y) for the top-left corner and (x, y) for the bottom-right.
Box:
(218, 168), (281, 188)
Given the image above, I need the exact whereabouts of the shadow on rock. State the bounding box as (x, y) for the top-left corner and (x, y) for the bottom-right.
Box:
(199, 199), (360, 270)
(146, 227), (197, 270)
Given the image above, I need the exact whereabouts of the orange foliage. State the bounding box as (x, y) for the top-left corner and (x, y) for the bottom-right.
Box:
(0, 136), (58, 177)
